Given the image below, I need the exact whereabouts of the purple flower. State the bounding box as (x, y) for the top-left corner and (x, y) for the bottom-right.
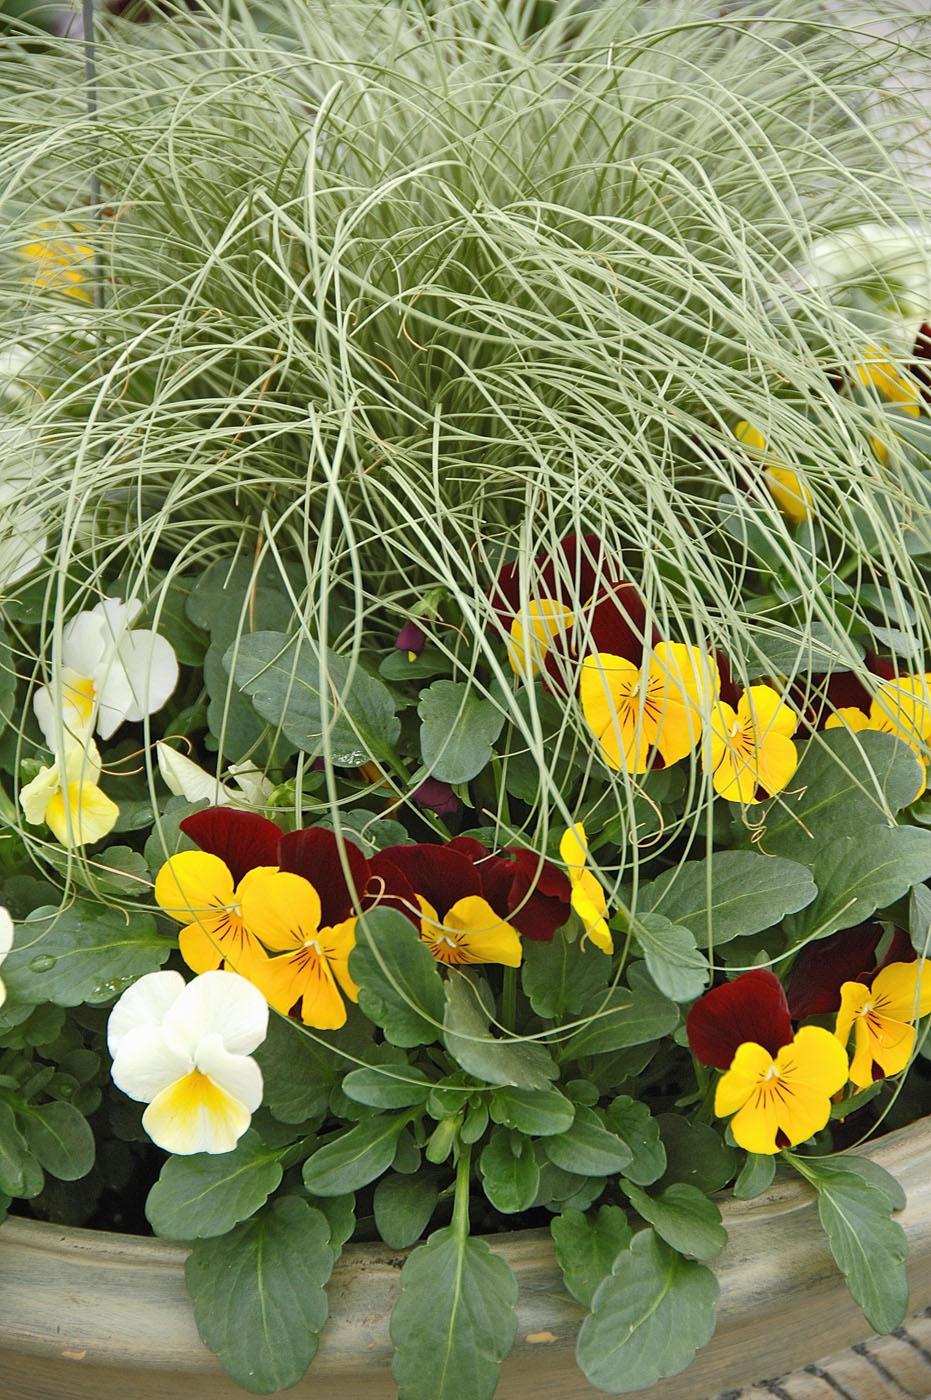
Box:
(395, 621), (426, 657)
(412, 778), (459, 818)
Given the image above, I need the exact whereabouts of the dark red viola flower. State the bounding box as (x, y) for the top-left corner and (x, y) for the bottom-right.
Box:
(412, 777), (460, 818)
(447, 835), (571, 942)
(789, 652), (896, 738)
(278, 826), (374, 925)
(913, 321), (931, 404)
(787, 923), (915, 1020)
(686, 968), (794, 1070)
(489, 533), (654, 685)
(179, 807), (283, 885)
(395, 620), (426, 658)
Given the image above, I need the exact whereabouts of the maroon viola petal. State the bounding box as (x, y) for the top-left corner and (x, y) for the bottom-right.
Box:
(180, 807), (284, 885)
(500, 849), (571, 942)
(367, 852), (420, 926)
(412, 778), (460, 817)
(376, 841), (479, 915)
(913, 322), (931, 403)
(686, 968), (793, 1069)
(395, 620), (426, 655)
(584, 580), (654, 665)
(278, 827), (371, 927)
(715, 650), (740, 708)
(489, 534), (621, 628)
(875, 926), (917, 974)
(787, 924), (884, 1019)
(447, 834), (490, 864)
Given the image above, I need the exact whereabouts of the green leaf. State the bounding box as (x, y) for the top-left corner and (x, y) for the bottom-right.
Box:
(551, 1205), (632, 1306)
(443, 974), (558, 1089)
(577, 1229), (719, 1393)
(657, 1115), (738, 1193)
(146, 1130), (283, 1240)
(185, 556), (292, 648)
(19, 1101), (95, 1182)
(308, 1192), (356, 1256)
(92, 846), (152, 898)
(390, 1226), (518, 1400)
(254, 1014), (335, 1124)
(800, 1158), (908, 1333)
(762, 729), (923, 862)
(641, 851), (817, 945)
(733, 1153), (776, 1200)
(0, 1101), (29, 1195)
(2, 905), (168, 1008)
(227, 629), (401, 765)
(560, 986), (679, 1059)
(543, 1107), (633, 1177)
(302, 1113), (409, 1196)
(186, 1196), (334, 1394)
(374, 1172), (439, 1249)
(623, 1182), (726, 1260)
(634, 914), (709, 1002)
(480, 1128), (540, 1213)
(603, 1096), (666, 1187)
(908, 881), (931, 956)
(351, 906), (446, 1048)
(418, 680), (506, 784)
(521, 927), (610, 1020)
(489, 1085), (575, 1137)
(343, 1065), (433, 1109)
(784, 827), (931, 944)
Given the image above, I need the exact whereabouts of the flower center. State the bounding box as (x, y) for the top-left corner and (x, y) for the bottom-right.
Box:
(303, 936), (322, 955)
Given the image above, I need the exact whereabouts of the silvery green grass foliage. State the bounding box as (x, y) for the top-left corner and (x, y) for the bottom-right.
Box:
(0, 0), (930, 1395)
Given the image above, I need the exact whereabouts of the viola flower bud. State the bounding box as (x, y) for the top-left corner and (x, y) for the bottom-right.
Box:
(412, 777), (460, 818)
(395, 620), (426, 661)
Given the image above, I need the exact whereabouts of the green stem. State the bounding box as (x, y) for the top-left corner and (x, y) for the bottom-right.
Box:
(501, 967), (517, 1032)
(451, 1141), (472, 1241)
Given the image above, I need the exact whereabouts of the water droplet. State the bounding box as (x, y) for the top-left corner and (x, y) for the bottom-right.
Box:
(29, 954), (56, 973)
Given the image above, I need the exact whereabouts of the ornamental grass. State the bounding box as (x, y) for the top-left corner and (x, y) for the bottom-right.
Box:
(1, 1), (931, 1395)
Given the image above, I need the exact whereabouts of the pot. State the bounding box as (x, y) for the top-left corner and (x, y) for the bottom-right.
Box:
(2, 1120), (931, 1399)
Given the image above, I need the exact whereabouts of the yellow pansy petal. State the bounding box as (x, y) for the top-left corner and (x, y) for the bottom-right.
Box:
(867, 1014), (916, 1080)
(734, 420), (767, 452)
(714, 1041), (774, 1117)
(178, 920), (227, 976)
(155, 851), (234, 924)
(740, 684), (798, 739)
(294, 955), (347, 1029)
(445, 896), (523, 967)
(856, 344), (922, 414)
(709, 745), (758, 804)
(507, 598), (574, 678)
(652, 642), (719, 710)
(178, 914), (268, 981)
(322, 917), (360, 1002)
(142, 1070), (251, 1156)
(778, 1024), (849, 1099)
(825, 707), (870, 733)
(559, 823), (588, 873)
(871, 959), (931, 1022)
(848, 1014), (877, 1089)
(45, 781), (119, 847)
(755, 732), (799, 800)
(653, 698), (702, 768)
(729, 1093), (783, 1155)
(835, 981), (871, 1052)
(240, 870), (321, 954)
(580, 652), (647, 772)
(764, 465), (812, 524)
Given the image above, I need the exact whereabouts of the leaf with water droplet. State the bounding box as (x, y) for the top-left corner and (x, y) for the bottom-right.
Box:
(3, 905), (169, 1008)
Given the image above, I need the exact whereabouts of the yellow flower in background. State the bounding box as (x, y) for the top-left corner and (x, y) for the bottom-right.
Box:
(715, 1026), (848, 1154)
(507, 598), (575, 678)
(560, 823), (612, 954)
(19, 736), (118, 846)
(733, 420), (813, 525)
(706, 683), (798, 804)
(580, 642), (718, 775)
(835, 960), (931, 1089)
(19, 225), (94, 303)
(826, 673), (931, 800)
(855, 344), (922, 463)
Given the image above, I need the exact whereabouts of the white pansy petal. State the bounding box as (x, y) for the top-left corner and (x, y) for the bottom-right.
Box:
(167, 970), (269, 1057)
(142, 1072), (252, 1155)
(0, 977), (5, 1010)
(33, 669), (96, 747)
(93, 596), (143, 631)
(227, 761), (274, 806)
(61, 610), (107, 676)
(61, 736), (103, 785)
(93, 663), (137, 740)
(117, 630), (179, 723)
(111, 1024), (192, 1104)
(107, 969), (186, 1057)
(19, 763), (60, 824)
(0, 907), (14, 965)
(157, 742), (231, 805)
(195, 1034), (264, 1114)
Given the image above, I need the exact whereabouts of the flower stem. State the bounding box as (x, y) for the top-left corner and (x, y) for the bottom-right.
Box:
(451, 1141), (472, 1241)
(501, 967), (518, 1032)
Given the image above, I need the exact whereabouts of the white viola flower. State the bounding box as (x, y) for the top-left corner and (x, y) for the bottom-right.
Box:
(107, 969), (268, 1156)
(807, 222), (931, 346)
(33, 596), (179, 743)
(0, 420), (47, 589)
(19, 735), (119, 847)
(0, 907), (13, 1009)
(156, 742), (274, 809)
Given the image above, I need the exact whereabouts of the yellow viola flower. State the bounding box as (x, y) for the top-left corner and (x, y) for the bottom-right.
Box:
(826, 673), (931, 799)
(706, 684), (798, 804)
(239, 869), (360, 1030)
(19, 737), (118, 847)
(154, 850), (274, 981)
(559, 823), (612, 954)
(733, 420), (813, 525)
(580, 642), (718, 775)
(855, 344), (922, 463)
(715, 1025), (849, 1154)
(835, 960), (931, 1089)
(416, 895), (522, 968)
(507, 598), (575, 679)
(19, 225), (94, 303)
